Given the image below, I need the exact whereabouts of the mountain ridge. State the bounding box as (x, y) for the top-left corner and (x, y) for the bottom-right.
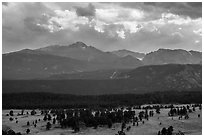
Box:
(3, 42), (144, 79)
(2, 42), (202, 80)
(143, 48), (202, 65)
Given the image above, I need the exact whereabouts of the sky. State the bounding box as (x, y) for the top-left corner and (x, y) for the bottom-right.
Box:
(2, 2), (202, 53)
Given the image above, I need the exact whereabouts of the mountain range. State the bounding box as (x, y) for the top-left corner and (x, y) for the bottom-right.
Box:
(3, 41), (202, 80)
(2, 41), (202, 95)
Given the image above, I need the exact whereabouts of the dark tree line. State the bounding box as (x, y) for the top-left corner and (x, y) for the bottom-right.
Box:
(3, 91), (201, 109)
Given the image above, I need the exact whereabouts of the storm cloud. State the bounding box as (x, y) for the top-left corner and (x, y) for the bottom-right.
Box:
(75, 3), (96, 17)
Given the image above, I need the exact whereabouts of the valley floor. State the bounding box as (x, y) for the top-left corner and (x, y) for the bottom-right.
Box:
(2, 105), (202, 135)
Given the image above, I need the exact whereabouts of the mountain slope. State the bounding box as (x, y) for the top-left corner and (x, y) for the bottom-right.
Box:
(3, 64), (202, 95)
(112, 49), (145, 60)
(2, 49), (91, 79)
(142, 49), (202, 65)
(117, 64), (202, 91)
(3, 47), (143, 79)
(189, 50), (202, 64)
(36, 41), (143, 68)
(46, 69), (130, 80)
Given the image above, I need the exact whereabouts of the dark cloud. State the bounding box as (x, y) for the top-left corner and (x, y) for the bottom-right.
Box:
(75, 3), (96, 17)
(175, 2), (202, 19)
(145, 2), (202, 19)
(159, 2), (201, 19)
(187, 2), (202, 8)
(2, 2), (8, 6)
(120, 2), (202, 19)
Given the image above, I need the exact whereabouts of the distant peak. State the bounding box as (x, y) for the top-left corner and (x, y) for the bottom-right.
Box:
(157, 48), (178, 53)
(21, 48), (32, 51)
(157, 48), (169, 51)
(69, 41), (88, 48)
(75, 41), (86, 45)
(119, 49), (129, 52)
